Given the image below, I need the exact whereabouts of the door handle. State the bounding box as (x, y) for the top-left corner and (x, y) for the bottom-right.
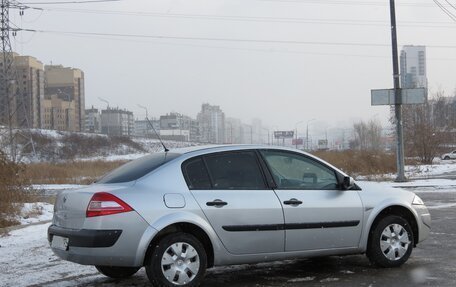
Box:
(206, 199), (228, 207)
(283, 198), (303, 206)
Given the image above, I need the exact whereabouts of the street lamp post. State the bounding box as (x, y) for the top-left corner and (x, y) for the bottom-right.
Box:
(306, 119), (316, 150)
(137, 104), (148, 119)
(137, 104), (149, 138)
(295, 121), (304, 149)
(250, 126), (253, 144)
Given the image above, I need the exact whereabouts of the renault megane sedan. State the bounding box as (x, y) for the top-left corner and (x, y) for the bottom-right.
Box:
(48, 145), (431, 286)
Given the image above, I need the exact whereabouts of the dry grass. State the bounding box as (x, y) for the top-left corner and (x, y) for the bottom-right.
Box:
(312, 150), (397, 179)
(22, 160), (127, 185)
(0, 152), (34, 228)
(24, 151), (406, 185)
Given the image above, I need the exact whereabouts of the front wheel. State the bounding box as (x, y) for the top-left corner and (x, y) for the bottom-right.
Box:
(95, 266), (140, 279)
(146, 232), (207, 287)
(367, 215), (413, 268)
(444, 156), (450, 160)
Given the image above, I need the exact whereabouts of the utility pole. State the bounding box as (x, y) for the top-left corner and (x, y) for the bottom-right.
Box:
(390, 0), (406, 182)
(295, 121), (303, 149)
(0, 1), (35, 162)
(99, 97), (110, 136)
(306, 119), (315, 150)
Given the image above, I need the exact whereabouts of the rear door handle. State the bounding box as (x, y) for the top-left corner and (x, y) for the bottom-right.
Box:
(206, 199), (228, 207)
(283, 198), (303, 206)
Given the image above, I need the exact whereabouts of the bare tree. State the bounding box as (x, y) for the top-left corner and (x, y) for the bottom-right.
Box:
(402, 91), (449, 164)
(351, 119), (383, 151)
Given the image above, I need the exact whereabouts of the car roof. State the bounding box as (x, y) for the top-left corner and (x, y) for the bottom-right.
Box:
(169, 144), (295, 155)
(166, 144), (348, 177)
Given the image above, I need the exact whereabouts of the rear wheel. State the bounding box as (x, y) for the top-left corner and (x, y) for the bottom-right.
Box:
(444, 156), (450, 160)
(146, 232), (207, 287)
(367, 215), (413, 267)
(95, 266), (140, 279)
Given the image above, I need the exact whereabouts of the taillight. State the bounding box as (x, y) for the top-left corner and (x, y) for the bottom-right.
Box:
(86, 192), (133, 218)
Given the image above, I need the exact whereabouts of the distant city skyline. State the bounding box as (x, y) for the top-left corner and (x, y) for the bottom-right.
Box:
(12, 0), (456, 130)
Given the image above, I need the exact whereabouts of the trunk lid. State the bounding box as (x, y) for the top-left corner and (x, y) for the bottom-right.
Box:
(53, 183), (133, 229)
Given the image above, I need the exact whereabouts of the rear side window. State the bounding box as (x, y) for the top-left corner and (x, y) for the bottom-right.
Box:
(97, 153), (180, 184)
(182, 157), (211, 189)
(204, 151), (266, 190)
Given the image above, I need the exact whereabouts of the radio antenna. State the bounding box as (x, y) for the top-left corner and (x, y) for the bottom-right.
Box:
(146, 117), (169, 152)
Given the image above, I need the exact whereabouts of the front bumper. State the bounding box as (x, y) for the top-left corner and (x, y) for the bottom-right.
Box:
(413, 204), (431, 243)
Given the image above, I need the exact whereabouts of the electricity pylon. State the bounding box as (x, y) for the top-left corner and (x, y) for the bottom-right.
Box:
(0, 0), (36, 162)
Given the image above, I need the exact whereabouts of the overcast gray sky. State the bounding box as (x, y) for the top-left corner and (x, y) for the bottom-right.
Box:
(14, 0), (456, 131)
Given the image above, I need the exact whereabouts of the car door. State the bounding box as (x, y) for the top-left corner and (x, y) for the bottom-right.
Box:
(183, 150), (285, 255)
(259, 149), (363, 252)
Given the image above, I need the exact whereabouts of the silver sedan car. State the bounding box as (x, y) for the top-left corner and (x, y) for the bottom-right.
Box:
(48, 145), (431, 286)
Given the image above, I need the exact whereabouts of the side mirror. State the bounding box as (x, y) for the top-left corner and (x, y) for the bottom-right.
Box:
(342, 176), (355, 190)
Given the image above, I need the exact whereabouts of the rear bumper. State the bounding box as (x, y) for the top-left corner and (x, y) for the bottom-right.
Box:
(48, 225), (122, 248)
(48, 211), (154, 267)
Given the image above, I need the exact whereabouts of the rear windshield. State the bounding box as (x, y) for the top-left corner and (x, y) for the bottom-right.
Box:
(97, 153), (180, 184)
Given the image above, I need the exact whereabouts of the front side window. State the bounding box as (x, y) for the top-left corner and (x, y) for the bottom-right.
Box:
(204, 151), (266, 190)
(260, 150), (338, 190)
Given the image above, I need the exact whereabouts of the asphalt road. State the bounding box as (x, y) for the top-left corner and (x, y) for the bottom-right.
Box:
(49, 189), (455, 287)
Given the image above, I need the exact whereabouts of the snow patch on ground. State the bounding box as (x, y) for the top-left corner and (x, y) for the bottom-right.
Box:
(405, 161), (456, 178)
(391, 179), (456, 188)
(358, 161), (456, 181)
(33, 184), (86, 191)
(19, 202), (54, 225)
(78, 153), (147, 162)
(0, 223), (101, 287)
(287, 276), (316, 282)
(320, 277), (340, 282)
(426, 203), (456, 210)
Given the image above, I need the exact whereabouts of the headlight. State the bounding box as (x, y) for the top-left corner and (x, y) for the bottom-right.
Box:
(413, 195), (424, 205)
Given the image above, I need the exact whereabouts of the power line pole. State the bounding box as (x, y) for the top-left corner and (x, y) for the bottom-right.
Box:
(389, 0), (406, 182)
(0, 0), (36, 162)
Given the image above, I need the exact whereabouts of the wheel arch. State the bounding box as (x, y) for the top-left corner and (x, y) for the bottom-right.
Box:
(143, 222), (215, 268)
(367, 205), (419, 249)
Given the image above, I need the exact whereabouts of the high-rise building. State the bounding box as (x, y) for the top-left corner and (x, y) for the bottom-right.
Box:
(400, 45), (427, 89)
(45, 65), (85, 131)
(197, 103), (225, 144)
(0, 53), (44, 128)
(42, 94), (75, 131)
(159, 112), (198, 142)
(101, 107), (134, 136)
(225, 117), (243, 144)
(134, 118), (160, 138)
(85, 107), (101, 133)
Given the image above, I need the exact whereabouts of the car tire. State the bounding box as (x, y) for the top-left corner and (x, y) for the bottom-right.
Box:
(95, 266), (140, 279)
(444, 156), (450, 160)
(367, 215), (414, 268)
(146, 232), (207, 287)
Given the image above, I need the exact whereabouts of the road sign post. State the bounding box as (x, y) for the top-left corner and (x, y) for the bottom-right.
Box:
(370, 0), (427, 182)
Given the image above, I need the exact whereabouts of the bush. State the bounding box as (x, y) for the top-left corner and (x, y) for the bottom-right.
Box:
(0, 151), (32, 228)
